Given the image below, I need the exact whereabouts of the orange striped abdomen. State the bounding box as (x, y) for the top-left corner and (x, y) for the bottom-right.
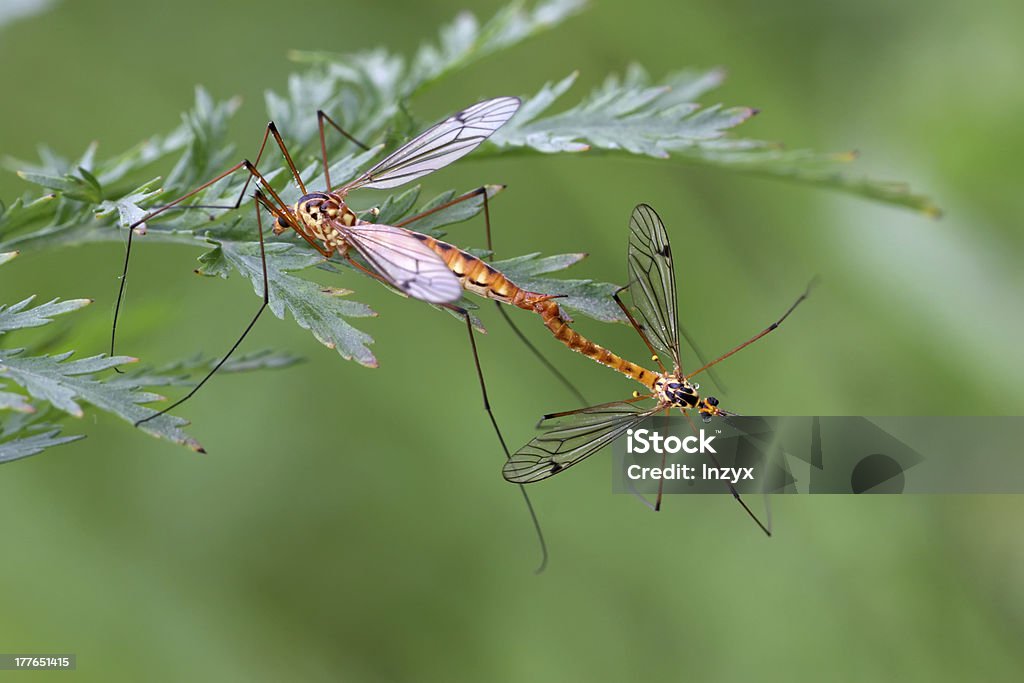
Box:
(532, 299), (657, 390)
(415, 233), (527, 306)
(417, 233), (657, 390)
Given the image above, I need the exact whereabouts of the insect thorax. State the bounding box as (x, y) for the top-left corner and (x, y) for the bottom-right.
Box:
(293, 192), (357, 248)
(654, 374), (700, 409)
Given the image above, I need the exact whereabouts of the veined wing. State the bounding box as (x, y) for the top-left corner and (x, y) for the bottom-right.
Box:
(627, 203), (682, 371)
(503, 401), (659, 484)
(342, 97), (520, 191)
(340, 222), (463, 304)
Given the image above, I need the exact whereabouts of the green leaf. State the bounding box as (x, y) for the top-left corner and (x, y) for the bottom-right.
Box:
(17, 169), (103, 203)
(0, 195), (57, 237)
(404, 0), (588, 97)
(166, 87), (242, 191)
(197, 241), (379, 367)
(487, 65), (939, 215)
(1, 407), (81, 464)
(0, 296), (92, 335)
(108, 350), (303, 388)
(291, 0), (586, 101)
(0, 384), (34, 413)
(0, 427), (83, 464)
(490, 67), (746, 155)
(94, 180), (163, 228)
(0, 349), (204, 451)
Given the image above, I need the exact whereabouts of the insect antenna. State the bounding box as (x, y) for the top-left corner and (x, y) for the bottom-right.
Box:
(685, 277), (819, 381)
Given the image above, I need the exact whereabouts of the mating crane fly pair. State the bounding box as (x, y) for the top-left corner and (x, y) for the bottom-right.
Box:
(111, 94), (812, 563)
(111, 95), (653, 572)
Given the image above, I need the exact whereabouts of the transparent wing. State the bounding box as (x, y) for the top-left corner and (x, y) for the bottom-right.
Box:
(342, 97), (521, 191)
(503, 401), (658, 484)
(627, 203), (682, 371)
(340, 223), (463, 304)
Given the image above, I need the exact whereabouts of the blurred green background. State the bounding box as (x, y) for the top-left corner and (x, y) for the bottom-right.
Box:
(2, 0), (1022, 680)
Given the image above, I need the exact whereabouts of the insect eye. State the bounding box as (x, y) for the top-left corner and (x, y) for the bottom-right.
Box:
(706, 396), (719, 407)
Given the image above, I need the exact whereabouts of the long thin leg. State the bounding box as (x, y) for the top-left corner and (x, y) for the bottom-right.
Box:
(136, 192), (273, 426)
(453, 309), (550, 574)
(685, 279), (817, 381)
(479, 189), (588, 407)
(317, 109), (369, 191)
(541, 393), (652, 421)
(654, 406), (670, 511)
(112, 159), (250, 364)
(338, 252), (551, 571)
(613, 287), (668, 374)
(493, 306), (588, 406)
(615, 278), (728, 391)
(393, 185), (495, 230)
(682, 410), (771, 536)
(112, 123), (310, 363)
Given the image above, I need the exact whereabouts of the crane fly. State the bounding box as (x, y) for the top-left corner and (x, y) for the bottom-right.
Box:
(503, 204), (814, 534)
(110, 96), (572, 570)
(113, 97), (537, 406)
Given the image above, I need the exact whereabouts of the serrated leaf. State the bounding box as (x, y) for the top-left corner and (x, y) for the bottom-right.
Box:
(0, 296), (92, 334)
(405, 0), (588, 96)
(197, 241), (379, 367)
(0, 349), (203, 451)
(0, 428), (83, 464)
(0, 386), (34, 413)
(0, 194), (57, 241)
(94, 180), (163, 228)
(165, 87), (241, 192)
(492, 66), (755, 157)
(108, 350), (303, 388)
(16, 169), (103, 203)
(490, 65), (938, 214)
